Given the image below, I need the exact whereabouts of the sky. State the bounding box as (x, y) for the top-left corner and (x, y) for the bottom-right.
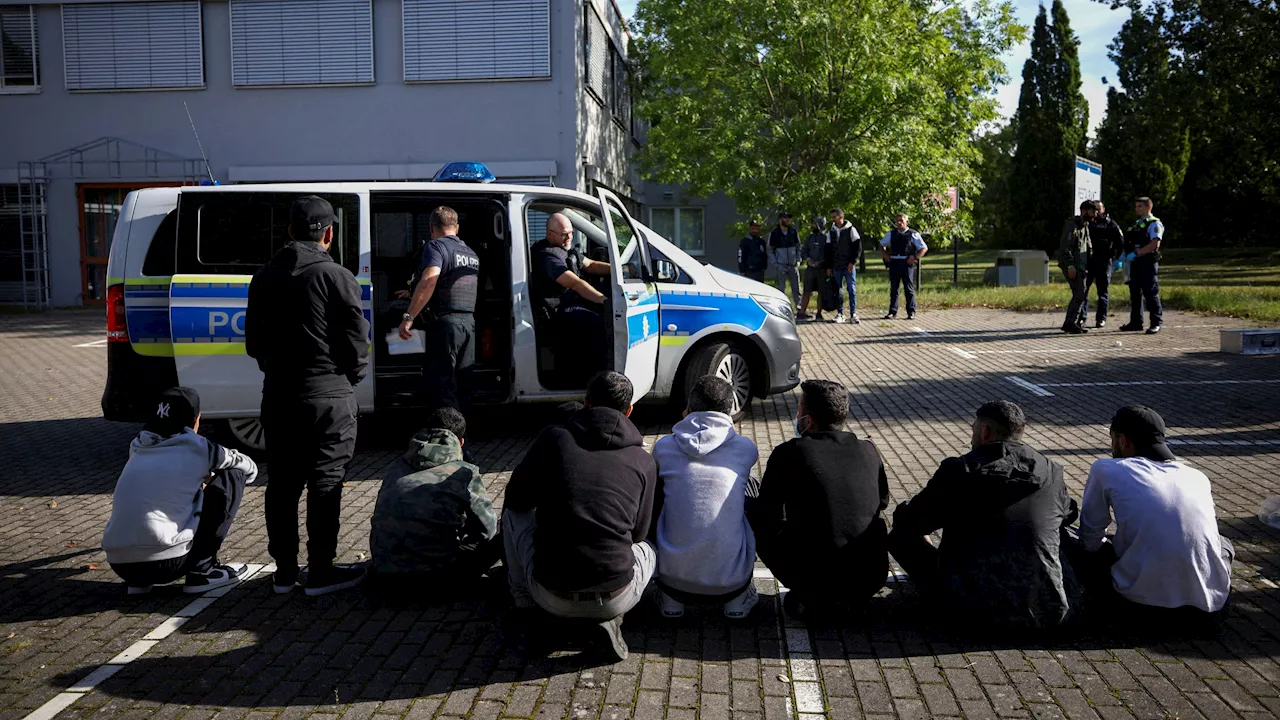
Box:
(614, 0), (1129, 135)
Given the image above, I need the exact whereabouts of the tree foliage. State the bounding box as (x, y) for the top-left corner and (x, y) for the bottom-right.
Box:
(631, 0), (1024, 242)
(972, 121), (1018, 247)
(1009, 0), (1089, 251)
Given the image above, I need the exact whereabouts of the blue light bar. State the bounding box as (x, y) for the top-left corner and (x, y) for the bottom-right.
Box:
(433, 161), (496, 183)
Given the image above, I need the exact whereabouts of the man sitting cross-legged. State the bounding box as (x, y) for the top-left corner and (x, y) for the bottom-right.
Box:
(502, 371), (658, 661)
(650, 375), (761, 619)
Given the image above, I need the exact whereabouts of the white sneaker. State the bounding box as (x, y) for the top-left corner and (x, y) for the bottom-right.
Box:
(850, 314), (861, 325)
(834, 314), (847, 324)
(723, 584), (759, 619)
(657, 589), (685, 618)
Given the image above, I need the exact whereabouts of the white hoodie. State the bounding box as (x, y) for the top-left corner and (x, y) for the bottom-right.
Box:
(652, 411), (759, 595)
(102, 429), (257, 565)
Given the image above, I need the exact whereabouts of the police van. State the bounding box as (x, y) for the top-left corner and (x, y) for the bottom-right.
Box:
(101, 164), (802, 449)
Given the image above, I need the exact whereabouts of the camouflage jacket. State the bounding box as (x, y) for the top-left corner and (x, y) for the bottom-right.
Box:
(370, 429), (497, 575)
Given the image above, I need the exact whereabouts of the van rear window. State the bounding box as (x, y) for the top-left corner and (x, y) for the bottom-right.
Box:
(176, 192), (360, 275)
(141, 210), (177, 276)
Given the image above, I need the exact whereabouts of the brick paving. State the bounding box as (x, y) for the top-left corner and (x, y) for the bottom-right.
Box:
(3, 306), (1280, 720)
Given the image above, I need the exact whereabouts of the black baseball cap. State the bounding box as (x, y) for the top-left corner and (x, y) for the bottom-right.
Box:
(1110, 405), (1176, 461)
(290, 195), (336, 237)
(144, 386), (201, 436)
(778, 211), (792, 219)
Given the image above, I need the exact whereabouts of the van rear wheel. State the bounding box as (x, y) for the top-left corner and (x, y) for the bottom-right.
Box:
(684, 342), (753, 422)
(219, 417), (267, 453)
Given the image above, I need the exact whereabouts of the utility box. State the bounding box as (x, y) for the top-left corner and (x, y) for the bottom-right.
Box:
(1220, 329), (1280, 355)
(992, 250), (1051, 286)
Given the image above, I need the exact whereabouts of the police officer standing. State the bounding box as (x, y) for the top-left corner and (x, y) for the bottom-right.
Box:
(398, 207), (481, 410)
(879, 213), (928, 320)
(1119, 196), (1164, 335)
(246, 195), (369, 596)
(769, 212), (801, 308)
(1085, 201), (1124, 328)
(737, 220), (768, 281)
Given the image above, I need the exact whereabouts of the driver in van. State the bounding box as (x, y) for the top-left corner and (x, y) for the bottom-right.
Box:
(530, 213), (613, 382)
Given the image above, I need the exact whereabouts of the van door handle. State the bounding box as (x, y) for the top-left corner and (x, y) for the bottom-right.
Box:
(626, 291), (640, 301)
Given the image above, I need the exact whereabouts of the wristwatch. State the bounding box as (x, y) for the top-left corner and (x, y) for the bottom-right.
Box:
(402, 313), (413, 323)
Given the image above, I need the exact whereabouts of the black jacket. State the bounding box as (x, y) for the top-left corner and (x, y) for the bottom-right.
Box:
(890, 441), (1079, 629)
(749, 431), (889, 573)
(504, 407), (657, 593)
(829, 223), (863, 268)
(737, 234), (768, 272)
(246, 241), (369, 396)
(1087, 214), (1124, 267)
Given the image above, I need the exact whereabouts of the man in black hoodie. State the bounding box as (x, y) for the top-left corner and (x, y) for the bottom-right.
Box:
(888, 401), (1080, 631)
(246, 195), (370, 597)
(502, 371), (657, 661)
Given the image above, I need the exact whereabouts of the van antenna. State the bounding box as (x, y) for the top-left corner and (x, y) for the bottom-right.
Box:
(184, 101), (216, 183)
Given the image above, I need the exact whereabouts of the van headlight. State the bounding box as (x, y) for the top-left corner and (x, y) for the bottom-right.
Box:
(753, 295), (795, 325)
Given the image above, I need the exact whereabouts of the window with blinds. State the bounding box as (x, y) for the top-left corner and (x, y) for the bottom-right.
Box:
(403, 0), (550, 82)
(584, 3), (607, 100)
(230, 0), (373, 87)
(1, 5), (39, 89)
(62, 2), (203, 91)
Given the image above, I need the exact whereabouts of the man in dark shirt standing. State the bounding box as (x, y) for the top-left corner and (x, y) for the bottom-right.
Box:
(529, 212), (612, 383)
(768, 212), (801, 308)
(737, 220), (768, 281)
(1085, 201), (1124, 328)
(888, 401), (1079, 631)
(502, 371), (657, 661)
(398, 207), (480, 411)
(747, 379), (890, 620)
(246, 195), (369, 596)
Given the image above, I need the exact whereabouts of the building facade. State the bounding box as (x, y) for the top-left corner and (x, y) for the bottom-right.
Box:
(0, 0), (665, 307)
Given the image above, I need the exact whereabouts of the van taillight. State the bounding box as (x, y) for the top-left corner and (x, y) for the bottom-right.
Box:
(107, 284), (128, 342)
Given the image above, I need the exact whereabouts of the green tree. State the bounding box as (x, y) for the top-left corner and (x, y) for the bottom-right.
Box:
(972, 121), (1017, 247)
(631, 0), (1024, 244)
(1009, 0), (1089, 251)
(1092, 4), (1189, 229)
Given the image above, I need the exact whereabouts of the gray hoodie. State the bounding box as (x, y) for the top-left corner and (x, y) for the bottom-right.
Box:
(651, 411), (759, 595)
(102, 429), (257, 565)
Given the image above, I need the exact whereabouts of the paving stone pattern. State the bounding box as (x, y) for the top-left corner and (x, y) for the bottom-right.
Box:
(3, 307), (1280, 720)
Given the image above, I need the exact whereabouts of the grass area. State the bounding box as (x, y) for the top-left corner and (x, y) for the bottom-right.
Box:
(780, 247), (1280, 324)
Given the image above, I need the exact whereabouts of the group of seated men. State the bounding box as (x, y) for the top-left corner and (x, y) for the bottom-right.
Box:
(101, 373), (1235, 663)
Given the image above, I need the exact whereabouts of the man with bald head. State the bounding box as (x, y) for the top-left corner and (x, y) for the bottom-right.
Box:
(530, 212), (613, 385)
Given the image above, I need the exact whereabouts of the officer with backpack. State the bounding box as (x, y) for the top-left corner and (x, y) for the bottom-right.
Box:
(1118, 197), (1165, 335)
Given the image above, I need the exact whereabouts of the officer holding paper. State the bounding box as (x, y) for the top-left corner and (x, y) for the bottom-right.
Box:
(398, 206), (481, 410)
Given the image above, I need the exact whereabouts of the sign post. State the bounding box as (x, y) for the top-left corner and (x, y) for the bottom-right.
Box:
(1074, 157), (1102, 212)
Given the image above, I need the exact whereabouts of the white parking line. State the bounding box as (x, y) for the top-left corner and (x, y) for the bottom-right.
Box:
(910, 327), (930, 336)
(20, 564), (266, 720)
(949, 347), (977, 359)
(73, 339), (108, 348)
(1005, 376), (1055, 397)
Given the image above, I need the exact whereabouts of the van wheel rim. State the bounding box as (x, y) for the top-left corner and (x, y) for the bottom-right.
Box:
(715, 352), (751, 415)
(228, 418), (266, 450)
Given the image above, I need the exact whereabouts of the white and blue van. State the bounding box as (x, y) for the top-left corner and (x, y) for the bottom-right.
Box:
(101, 167), (802, 449)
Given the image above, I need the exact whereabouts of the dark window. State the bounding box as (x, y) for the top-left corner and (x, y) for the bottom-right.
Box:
(648, 245), (692, 285)
(141, 209), (178, 276)
(176, 191), (360, 275)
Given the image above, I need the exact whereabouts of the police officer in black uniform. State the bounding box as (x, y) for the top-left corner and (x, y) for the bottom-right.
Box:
(878, 213), (928, 320)
(1118, 196), (1165, 335)
(398, 206), (481, 409)
(246, 195), (369, 596)
(530, 212), (612, 384)
(1085, 200), (1125, 328)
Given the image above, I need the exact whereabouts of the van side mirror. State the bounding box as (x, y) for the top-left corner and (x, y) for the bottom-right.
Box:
(655, 259), (679, 282)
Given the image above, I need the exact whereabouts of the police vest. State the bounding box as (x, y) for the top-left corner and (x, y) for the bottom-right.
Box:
(889, 230), (916, 258)
(1125, 216), (1162, 264)
(429, 237), (481, 313)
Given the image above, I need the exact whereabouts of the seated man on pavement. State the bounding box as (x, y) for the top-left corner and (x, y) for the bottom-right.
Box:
(1070, 405), (1234, 629)
(650, 376), (760, 619)
(889, 401), (1079, 631)
(747, 379), (890, 619)
(502, 371), (657, 661)
(103, 387), (257, 595)
(369, 407), (498, 587)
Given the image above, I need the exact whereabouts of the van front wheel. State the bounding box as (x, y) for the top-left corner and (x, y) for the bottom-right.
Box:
(219, 417), (267, 454)
(684, 342), (753, 422)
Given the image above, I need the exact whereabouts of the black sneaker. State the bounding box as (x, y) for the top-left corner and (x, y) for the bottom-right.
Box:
(304, 563), (366, 597)
(273, 565), (306, 594)
(813, 312), (825, 322)
(1096, 319), (1107, 329)
(595, 616), (629, 662)
(1061, 324), (1086, 335)
(883, 313), (897, 320)
(906, 313), (916, 320)
(796, 312), (812, 321)
(1146, 325), (1162, 335)
(1118, 323), (1143, 332)
(184, 562), (248, 594)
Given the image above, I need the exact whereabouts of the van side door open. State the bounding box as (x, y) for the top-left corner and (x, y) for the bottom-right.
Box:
(597, 188), (659, 403)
